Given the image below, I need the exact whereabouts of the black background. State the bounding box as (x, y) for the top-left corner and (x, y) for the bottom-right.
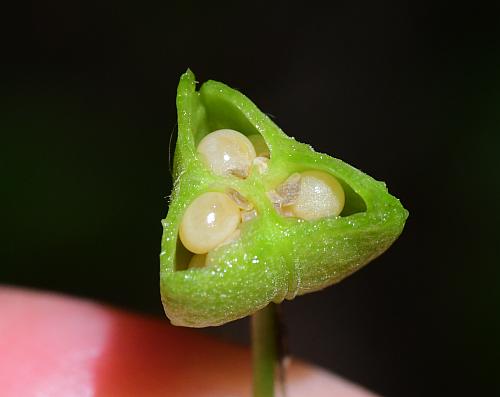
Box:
(2, 2), (499, 396)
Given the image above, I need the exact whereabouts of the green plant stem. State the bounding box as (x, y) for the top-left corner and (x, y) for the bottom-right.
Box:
(251, 303), (278, 397)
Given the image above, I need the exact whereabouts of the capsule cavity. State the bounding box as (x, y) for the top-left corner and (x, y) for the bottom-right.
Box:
(248, 134), (270, 158)
(188, 254), (207, 269)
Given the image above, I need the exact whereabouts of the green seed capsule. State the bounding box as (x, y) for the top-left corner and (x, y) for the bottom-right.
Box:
(160, 70), (408, 327)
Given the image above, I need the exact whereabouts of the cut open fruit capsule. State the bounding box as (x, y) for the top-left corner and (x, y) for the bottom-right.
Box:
(160, 70), (408, 327)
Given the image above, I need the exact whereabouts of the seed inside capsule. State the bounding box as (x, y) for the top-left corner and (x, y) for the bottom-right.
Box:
(217, 228), (241, 248)
(179, 192), (241, 254)
(197, 129), (256, 178)
(289, 170), (345, 220)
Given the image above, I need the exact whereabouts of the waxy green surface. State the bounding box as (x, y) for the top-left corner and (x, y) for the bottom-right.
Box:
(160, 70), (408, 327)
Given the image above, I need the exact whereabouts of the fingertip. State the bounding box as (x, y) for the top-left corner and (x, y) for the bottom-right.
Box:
(0, 286), (378, 397)
(287, 361), (380, 397)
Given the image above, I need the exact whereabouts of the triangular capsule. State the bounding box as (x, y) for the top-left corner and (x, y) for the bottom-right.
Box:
(160, 70), (408, 327)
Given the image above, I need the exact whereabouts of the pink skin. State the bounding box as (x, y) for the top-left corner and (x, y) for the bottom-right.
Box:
(0, 287), (378, 397)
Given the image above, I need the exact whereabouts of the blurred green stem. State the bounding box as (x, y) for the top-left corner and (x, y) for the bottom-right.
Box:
(251, 303), (278, 397)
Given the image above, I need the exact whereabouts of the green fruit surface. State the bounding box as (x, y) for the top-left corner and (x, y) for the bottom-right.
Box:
(160, 70), (408, 327)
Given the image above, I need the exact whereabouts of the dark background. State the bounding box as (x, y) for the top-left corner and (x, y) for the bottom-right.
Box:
(2, 2), (499, 396)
